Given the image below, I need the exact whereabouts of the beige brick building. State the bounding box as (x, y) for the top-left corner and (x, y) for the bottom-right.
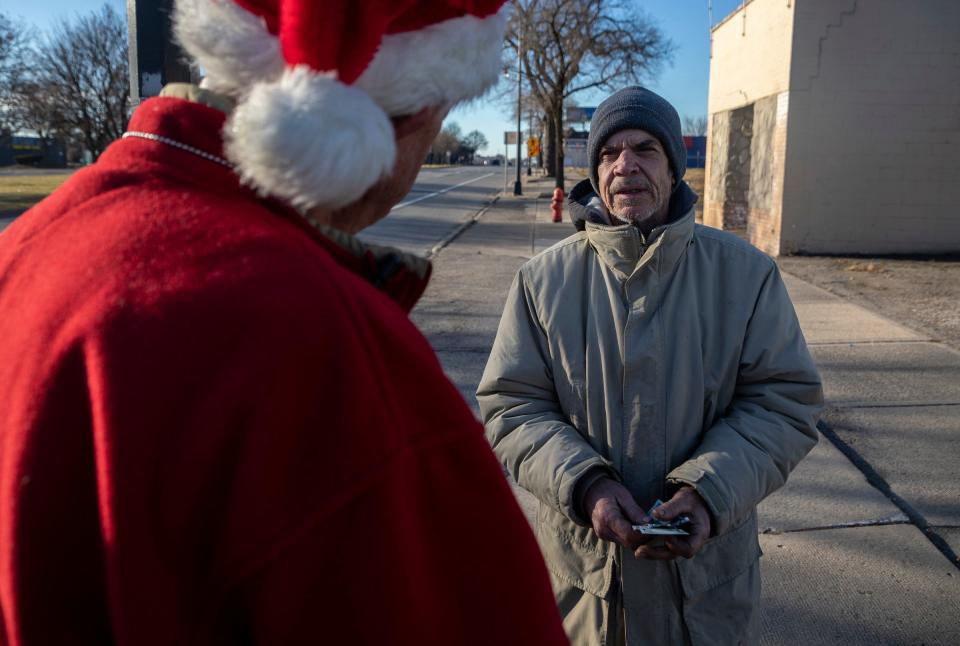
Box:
(705, 0), (960, 255)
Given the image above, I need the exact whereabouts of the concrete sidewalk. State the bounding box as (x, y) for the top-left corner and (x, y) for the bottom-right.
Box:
(411, 175), (960, 645)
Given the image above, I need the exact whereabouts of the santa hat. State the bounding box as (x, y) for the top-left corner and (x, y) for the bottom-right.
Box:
(174, 0), (509, 210)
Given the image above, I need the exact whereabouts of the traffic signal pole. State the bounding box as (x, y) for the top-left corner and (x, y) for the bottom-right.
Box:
(127, 0), (195, 105)
(513, 28), (523, 196)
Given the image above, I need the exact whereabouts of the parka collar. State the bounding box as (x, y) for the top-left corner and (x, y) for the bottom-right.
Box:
(570, 180), (698, 281)
(299, 216), (432, 312)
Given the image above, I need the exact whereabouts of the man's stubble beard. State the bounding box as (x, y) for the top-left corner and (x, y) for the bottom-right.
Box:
(609, 180), (669, 228)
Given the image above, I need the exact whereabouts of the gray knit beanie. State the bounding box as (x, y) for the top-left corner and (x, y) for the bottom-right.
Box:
(587, 86), (685, 195)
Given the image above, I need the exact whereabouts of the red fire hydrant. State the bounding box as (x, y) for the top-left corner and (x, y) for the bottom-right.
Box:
(551, 188), (564, 223)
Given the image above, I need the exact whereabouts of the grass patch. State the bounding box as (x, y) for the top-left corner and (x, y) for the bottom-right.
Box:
(839, 260), (887, 273)
(685, 168), (705, 221)
(0, 173), (73, 217)
(685, 168), (704, 195)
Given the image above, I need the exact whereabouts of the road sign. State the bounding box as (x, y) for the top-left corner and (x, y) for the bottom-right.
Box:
(504, 131), (519, 145)
(527, 136), (540, 158)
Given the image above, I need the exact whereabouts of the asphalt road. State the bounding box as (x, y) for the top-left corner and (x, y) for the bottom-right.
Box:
(0, 165), (503, 239)
(357, 165), (502, 256)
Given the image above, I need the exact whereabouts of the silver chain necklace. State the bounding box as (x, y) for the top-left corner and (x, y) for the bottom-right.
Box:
(122, 131), (234, 169)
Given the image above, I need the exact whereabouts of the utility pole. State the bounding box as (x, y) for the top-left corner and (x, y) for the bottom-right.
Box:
(513, 27), (523, 196)
(127, 0), (195, 106)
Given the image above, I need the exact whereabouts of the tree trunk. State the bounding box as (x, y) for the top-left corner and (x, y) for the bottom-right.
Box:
(544, 113), (556, 178)
(553, 101), (565, 191)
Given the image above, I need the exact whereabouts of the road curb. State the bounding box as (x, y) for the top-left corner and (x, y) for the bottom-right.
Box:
(423, 175), (577, 260)
(425, 191), (503, 259)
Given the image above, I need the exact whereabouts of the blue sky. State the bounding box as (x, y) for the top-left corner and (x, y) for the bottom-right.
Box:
(8, 0), (745, 158)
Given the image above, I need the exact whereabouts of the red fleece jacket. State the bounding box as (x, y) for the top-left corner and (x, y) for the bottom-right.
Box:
(0, 98), (566, 645)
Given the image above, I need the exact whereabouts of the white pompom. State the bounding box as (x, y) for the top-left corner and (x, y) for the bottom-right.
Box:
(225, 66), (396, 210)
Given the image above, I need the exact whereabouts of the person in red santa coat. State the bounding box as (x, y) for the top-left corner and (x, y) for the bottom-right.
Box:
(0, 1), (568, 644)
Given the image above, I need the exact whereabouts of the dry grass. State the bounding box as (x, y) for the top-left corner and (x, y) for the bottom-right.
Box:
(839, 260), (886, 273)
(685, 168), (705, 222)
(0, 173), (73, 217)
(779, 255), (960, 350)
(685, 168), (704, 195)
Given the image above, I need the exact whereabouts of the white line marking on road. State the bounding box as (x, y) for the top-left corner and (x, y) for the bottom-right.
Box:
(391, 172), (496, 211)
(421, 167), (467, 176)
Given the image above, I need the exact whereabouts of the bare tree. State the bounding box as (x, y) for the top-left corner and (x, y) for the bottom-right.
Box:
(683, 115), (708, 136)
(445, 122), (464, 142)
(0, 12), (33, 137)
(29, 4), (129, 160)
(507, 0), (673, 190)
(429, 123), (491, 164)
(11, 79), (66, 145)
(429, 122), (463, 164)
(460, 130), (490, 152)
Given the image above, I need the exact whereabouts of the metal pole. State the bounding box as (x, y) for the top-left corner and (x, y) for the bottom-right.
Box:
(708, 0), (714, 58)
(504, 143), (508, 192)
(127, 0), (195, 106)
(513, 28), (523, 196)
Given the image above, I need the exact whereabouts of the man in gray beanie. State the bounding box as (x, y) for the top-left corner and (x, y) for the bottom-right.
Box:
(478, 86), (823, 645)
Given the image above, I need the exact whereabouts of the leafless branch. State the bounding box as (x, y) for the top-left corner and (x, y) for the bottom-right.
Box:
(503, 0), (674, 187)
(15, 4), (129, 159)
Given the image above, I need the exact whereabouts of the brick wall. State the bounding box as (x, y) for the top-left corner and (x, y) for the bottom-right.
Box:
(706, 0), (794, 250)
(703, 111), (727, 230)
(747, 94), (783, 256)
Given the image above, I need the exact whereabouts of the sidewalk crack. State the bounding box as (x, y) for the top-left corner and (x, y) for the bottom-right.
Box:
(828, 401), (960, 410)
(760, 513), (910, 535)
(818, 419), (960, 570)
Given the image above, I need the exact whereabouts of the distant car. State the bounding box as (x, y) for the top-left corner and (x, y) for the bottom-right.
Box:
(487, 159), (501, 166)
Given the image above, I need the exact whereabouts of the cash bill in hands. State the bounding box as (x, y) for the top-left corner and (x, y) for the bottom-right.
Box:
(631, 499), (692, 536)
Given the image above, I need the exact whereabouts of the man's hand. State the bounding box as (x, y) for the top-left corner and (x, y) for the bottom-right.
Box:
(582, 477), (651, 551)
(634, 486), (712, 561)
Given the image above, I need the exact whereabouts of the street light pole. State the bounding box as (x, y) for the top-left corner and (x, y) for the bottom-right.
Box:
(513, 28), (523, 196)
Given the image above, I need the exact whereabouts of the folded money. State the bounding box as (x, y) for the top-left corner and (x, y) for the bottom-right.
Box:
(632, 522), (690, 536)
(631, 500), (692, 536)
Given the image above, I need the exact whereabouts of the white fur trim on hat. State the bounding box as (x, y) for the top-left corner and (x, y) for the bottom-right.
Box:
(174, 0), (507, 113)
(173, 0), (507, 209)
(174, 0), (283, 96)
(356, 6), (509, 116)
(225, 66), (396, 210)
